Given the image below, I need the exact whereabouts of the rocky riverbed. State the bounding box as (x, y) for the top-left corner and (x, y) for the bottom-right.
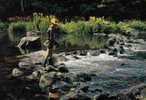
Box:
(14, 49), (146, 100)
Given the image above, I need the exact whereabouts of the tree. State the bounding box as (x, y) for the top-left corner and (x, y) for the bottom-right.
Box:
(20, 0), (24, 13)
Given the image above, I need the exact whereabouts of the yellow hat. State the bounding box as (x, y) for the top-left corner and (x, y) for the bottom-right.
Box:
(51, 18), (59, 24)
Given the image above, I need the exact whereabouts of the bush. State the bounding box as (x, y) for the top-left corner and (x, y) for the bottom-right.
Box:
(127, 20), (146, 31)
(0, 22), (8, 31)
(25, 22), (35, 31)
(117, 22), (134, 35)
(8, 22), (27, 43)
(60, 21), (107, 49)
(39, 17), (50, 45)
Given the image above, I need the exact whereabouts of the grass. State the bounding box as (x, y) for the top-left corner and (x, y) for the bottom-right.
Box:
(7, 15), (146, 49)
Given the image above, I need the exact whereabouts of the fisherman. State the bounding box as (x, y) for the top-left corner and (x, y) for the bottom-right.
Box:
(43, 18), (59, 67)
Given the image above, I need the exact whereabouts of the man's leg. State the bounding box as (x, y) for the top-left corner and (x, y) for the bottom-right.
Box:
(42, 58), (48, 67)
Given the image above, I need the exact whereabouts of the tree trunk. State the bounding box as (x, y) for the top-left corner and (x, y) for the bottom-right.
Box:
(21, 0), (24, 12)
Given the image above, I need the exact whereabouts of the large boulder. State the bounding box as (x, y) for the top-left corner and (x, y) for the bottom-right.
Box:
(17, 31), (41, 51)
(39, 72), (57, 92)
(18, 50), (45, 69)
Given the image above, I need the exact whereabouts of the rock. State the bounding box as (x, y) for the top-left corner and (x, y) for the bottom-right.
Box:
(25, 71), (41, 80)
(49, 92), (60, 99)
(66, 55), (79, 60)
(32, 71), (40, 77)
(87, 50), (100, 56)
(79, 50), (88, 56)
(51, 81), (72, 92)
(93, 94), (109, 100)
(39, 73), (55, 92)
(118, 45), (125, 54)
(64, 73), (77, 82)
(26, 31), (40, 37)
(58, 64), (69, 73)
(65, 52), (72, 55)
(108, 48), (118, 56)
(56, 72), (65, 79)
(74, 93), (92, 100)
(45, 65), (58, 72)
(12, 68), (23, 77)
(119, 83), (146, 100)
(18, 62), (34, 69)
(77, 73), (91, 82)
(60, 96), (70, 100)
(106, 38), (116, 46)
(17, 36), (41, 50)
(99, 49), (106, 54)
(17, 31), (41, 52)
(18, 50), (45, 69)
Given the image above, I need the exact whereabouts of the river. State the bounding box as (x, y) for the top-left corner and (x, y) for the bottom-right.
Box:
(1, 31), (146, 99)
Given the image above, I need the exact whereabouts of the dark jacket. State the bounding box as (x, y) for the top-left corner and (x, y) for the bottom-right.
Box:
(47, 25), (59, 48)
(47, 25), (57, 41)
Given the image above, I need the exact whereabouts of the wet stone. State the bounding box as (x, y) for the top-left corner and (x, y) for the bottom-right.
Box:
(60, 96), (71, 100)
(18, 62), (34, 70)
(58, 65), (69, 73)
(73, 93), (92, 100)
(39, 73), (55, 90)
(79, 50), (88, 56)
(77, 73), (92, 82)
(12, 68), (24, 77)
(51, 81), (73, 92)
(45, 65), (58, 72)
(87, 50), (100, 56)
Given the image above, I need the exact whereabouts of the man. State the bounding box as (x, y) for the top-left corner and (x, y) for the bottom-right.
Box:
(43, 18), (59, 67)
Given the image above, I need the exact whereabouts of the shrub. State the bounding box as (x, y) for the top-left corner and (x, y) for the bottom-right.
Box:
(8, 22), (26, 43)
(39, 17), (50, 45)
(25, 22), (35, 31)
(60, 21), (107, 49)
(0, 22), (8, 31)
(33, 12), (44, 31)
(89, 17), (119, 34)
(127, 20), (146, 39)
(117, 22), (134, 35)
(127, 20), (146, 31)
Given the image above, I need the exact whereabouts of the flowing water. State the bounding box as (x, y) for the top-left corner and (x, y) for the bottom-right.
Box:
(63, 54), (146, 95)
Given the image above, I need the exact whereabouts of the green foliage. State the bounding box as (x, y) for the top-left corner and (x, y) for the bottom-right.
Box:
(126, 20), (146, 39)
(117, 22), (134, 35)
(33, 12), (44, 31)
(39, 17), (50, 45)
(8, 22), (27, 43)
(7, 15), (146, 49)
(25, 22), (35, 31)
(0, 22), (8, 31)
(89, 17), (119, 34)
(59, 21), (107, 49)
(127, 20), (146, 31)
